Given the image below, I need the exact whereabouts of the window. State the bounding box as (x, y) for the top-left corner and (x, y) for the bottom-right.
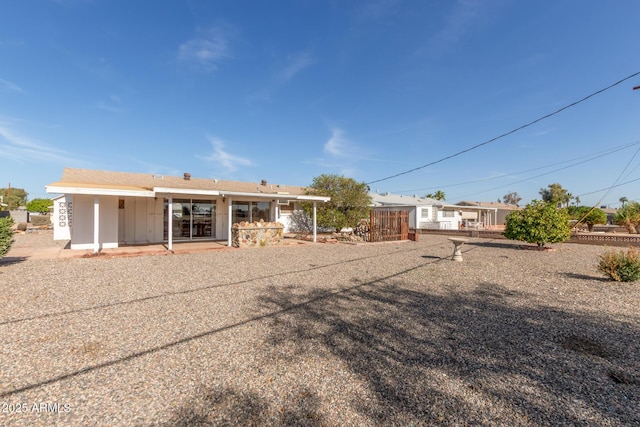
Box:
(233, 201), (271, 224)
(442, 210), (455, 218)
(164, 199), (215, 240)
(421, 208), (430, 218)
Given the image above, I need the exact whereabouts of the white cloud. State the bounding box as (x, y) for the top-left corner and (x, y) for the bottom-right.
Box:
(0, 123), (84, 164)
(93, 95), (126, 113)
(279, 51), (314, 82)
(0, 78), (24, 93)
(178, 26), (233, 72)
(248, 50), (315, 102)
(422, 0), (497, 57)
(201, 136), (253, 173)
(356, 0), (401, 22)
(324, 127), (377, 160)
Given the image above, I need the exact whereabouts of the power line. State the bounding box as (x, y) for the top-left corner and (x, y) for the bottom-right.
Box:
(449, 141), (640, 202)
(366, 70), (640, 185)
(388, 139), (640, 194)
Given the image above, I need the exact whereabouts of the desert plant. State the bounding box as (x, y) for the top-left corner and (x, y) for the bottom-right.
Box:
(503, 200), (571, 248)
(568, 206), (607, 231)
(598, 247), (640, 282)
(614, 202), (640, 233)
(0, 216), (15, 259)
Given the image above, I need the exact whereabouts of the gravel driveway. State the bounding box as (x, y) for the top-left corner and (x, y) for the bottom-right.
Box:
(1, 234), (639, 426)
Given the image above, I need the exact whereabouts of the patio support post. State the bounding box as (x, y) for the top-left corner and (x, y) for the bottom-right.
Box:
(227, 197), (233, 247)
(313, 202), (317, 243)
(93, 196), (100, 254)
(168, 196), (173, 251)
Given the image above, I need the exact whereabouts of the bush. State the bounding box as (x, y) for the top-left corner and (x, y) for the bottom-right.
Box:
(26, 198), (53, 214)
(0, 216), (15, 259)
(598, 247), (640, 282)
(568, 206), (607, 231)
(504, 200), (571, 248)
(614, 202), (640, 233)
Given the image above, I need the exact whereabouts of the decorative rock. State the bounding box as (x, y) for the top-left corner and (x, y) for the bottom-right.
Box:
(232, 221), (284, 248)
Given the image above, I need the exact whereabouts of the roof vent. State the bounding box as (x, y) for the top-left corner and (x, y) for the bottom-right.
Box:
(184, 172), (191, 180)
(261, 179), (267, 186)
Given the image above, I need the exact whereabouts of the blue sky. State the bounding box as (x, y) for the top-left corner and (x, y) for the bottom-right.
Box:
(1, 0), (639, 207)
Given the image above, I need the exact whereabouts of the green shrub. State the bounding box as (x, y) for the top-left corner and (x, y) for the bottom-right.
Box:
(504, 200), (571, 248)
(0, 217), (15, 259)
(598, 247), (640, 282)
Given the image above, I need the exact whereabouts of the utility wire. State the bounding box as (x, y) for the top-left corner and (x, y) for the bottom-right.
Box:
(389, 139), (640, 194)
(449, 139), (640, 202)
(571, 144), (640, 230)
(366, 70), (640, 185)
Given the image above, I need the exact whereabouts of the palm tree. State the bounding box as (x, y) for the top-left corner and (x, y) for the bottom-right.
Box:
(620, 196), (628, 207)
(426, 190), (446, 201)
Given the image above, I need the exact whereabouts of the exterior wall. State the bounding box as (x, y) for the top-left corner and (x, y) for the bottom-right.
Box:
(216, 197), (229, 240)
(53, 195), (73, 240)
(71, 195), (118, 250)
(119, 197), (163, 244)
(9, 210), (29, 223)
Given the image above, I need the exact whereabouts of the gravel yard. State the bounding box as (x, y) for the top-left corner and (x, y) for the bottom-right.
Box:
(1, 233), (639, 426)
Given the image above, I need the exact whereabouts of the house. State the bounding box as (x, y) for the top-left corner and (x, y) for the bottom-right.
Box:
(455, 201), (519, 229)
(46, 168), (330, 252)
(370, 193), (463, 230)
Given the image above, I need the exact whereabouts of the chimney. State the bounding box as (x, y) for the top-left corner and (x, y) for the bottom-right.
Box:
(184, 172), (191, 180)
(261, 179), (267, 186)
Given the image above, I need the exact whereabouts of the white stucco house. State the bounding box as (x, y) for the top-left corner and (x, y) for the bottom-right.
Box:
(46, 168), (329, 252)
(370, 193), (463, 230)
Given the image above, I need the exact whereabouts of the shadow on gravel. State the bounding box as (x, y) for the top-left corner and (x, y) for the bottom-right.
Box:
(561, 272), (610, 282)
(0, 256), (27, 266)
(465, 240), (522, 250)
(167, 386), (325, 426)
(242, 281), (640, 425)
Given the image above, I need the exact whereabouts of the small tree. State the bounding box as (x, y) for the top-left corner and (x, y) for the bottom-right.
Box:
(614, 202), (640, 234)
(539, 183), (571, 207)
(503, 200), (571, 249)
(425, 190), (446, 201)
(0, 217), (15, 259)
(0, 187), (28, 210)
(568, 206), (607, 232)
(26, 198), (53, 214)
(303, 174), (371, 232)
(502, 192), (522, 205)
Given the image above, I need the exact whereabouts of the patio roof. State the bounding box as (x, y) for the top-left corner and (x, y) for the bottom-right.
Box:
(46, 168), (330, 202)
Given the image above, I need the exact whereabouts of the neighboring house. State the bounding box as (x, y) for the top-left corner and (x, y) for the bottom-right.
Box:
(370, 193), (463, 230)
(455, 201), (520, 229)
(46, 168), (330, 251)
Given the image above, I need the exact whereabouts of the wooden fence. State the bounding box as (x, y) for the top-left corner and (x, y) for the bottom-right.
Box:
(370, 210), (409, 242)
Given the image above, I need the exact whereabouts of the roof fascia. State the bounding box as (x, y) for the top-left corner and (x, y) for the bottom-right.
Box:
(46, 185), (155, 197)
(153, 187), (220, 196)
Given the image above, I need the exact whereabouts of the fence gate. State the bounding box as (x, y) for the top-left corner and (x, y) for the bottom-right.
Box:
(370, 210), (409, 242)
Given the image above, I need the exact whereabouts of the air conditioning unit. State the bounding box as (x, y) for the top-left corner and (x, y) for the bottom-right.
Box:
(277, 200), (291, 206)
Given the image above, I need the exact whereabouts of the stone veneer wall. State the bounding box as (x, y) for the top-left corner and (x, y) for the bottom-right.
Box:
(232, 221), (284, 248)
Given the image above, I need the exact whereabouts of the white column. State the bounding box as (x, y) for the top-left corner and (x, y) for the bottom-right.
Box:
(227, 197), (233, 247)
(93, 196), (100, 254)
(168, 196), (173, 251)
(313, 202), (317, 243)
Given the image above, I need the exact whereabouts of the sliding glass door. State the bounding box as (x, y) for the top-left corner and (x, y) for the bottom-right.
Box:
(164, 199), (215, 241)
